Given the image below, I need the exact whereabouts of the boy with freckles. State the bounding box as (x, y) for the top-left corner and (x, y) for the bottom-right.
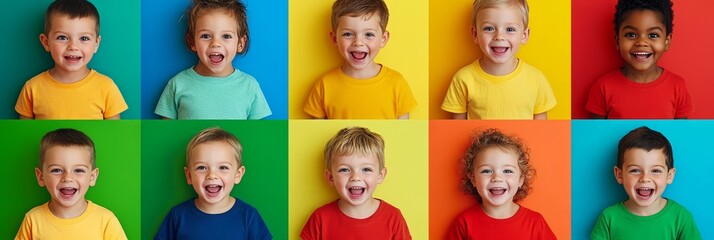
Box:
(15, 0), (128, 119)
(15, 128), (127, 239)
(301, 127), (411, 239)
(155, 128), (271, 239)
(591, 126), (701, 239)
(303, 0), (417, 119)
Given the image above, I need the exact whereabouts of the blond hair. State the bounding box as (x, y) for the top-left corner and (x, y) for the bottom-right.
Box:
(39, 128), (96, 169)
(324, 127), (385, 170)
(186, 127), (243, 167)
(472, 0), (529, 27)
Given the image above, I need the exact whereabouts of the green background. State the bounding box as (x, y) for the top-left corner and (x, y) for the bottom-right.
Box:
(0, 120), (141, 239)
(141, 120), (288, 239)
(0, 1), (141, 119)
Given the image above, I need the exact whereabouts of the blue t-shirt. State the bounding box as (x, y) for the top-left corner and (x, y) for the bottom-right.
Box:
(154, 198), (272, 240)
(155, 67), (272, 119)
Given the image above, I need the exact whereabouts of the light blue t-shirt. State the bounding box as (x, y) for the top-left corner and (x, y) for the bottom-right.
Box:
(155, 67), (271, 119)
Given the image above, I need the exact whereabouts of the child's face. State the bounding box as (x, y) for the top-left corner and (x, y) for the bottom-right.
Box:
(190, 10), (246, 77)
(615, 148), (675, 211)
(330, 14), (389, 76)
(616, 10), (671, 73)
(472, 6), (529, 67)
(470, 147), (524, 208)
(35, 146), (98, 213)
(325, 154), (385, 208)
(40, 15), (100, 76)
(185, 141), (244, 209)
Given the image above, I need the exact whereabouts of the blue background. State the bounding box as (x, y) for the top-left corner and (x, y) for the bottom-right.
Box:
(141, 0), (288, 119)
(0, 1), (141, 119)
(572, 120), (713, 239)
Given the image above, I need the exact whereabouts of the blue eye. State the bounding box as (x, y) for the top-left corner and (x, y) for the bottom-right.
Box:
(56, 35), (68, 41)
(483, 26), (495, 32)
(337, 168), (349, 173)
(362, 167), (373, 172)
(342, 32), (354, 37)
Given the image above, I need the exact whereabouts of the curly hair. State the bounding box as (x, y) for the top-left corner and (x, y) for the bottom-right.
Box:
(185, 0), (249, 54)
(460, 128), (535, 203)
(614, 0), (673, 35)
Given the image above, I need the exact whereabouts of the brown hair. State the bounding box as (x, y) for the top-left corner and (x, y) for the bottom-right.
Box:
(460, 128), (535, 203)
(44, 0), (100, 35)
(331, 0), (389, 33)
(39, 128), (96, 169)
(185, 0), (249, 54)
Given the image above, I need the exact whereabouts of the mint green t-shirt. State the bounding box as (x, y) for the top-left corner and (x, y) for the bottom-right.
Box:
(590, 199), (701, 240)
(155, 67), (271, 120)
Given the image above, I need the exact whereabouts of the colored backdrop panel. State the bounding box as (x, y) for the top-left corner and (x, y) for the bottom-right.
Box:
(288, 1), (429, 119)
(429, 1), (571, 119)
(572, 1), (714, 118)
(289, 120), (429, 239)
(141, 0), (288, 119)
(141, 120), (288, 240)
(0, 120), (141, 239)
(0, 1), (141, 119)
(572, 120), (714, 239)
(429, 120), (571, 239)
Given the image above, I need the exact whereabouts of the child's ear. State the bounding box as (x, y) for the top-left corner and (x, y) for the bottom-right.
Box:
(234, 166), (245, 184)
(521, 27), (530, 44)
(379, 31), (390, 48)
(89, 168), (99, 186)
(666, 167), (676, 184)
(186, 33), (197, 52)
(39, 33), (50, 52)
(184, 166), (192, 185)
(329, 31), (337, 46)
(35, 167), (46, 187)
(377, 167), (387, 184)
(237, 35), (247, 53)
(665, 33), (672, 51)
(471, 26), (479, 45)
(324, 169), (335, 186)
(613, 166), (624, 184)
(94, 35), (101, 53)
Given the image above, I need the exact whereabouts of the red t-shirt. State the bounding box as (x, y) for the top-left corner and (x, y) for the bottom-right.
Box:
(447, 205), (556, 240)
(585, 68), (693, 119)
(300, 199), (412, 240)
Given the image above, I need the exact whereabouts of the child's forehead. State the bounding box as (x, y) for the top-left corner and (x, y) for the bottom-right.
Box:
(188, 142), (239, 164)
(622, 148), (667, 165)
(475, 147), (520, 164)
(48, 14), (98, 32)
(337, 13), (382, 26)
(476, 5), (525, 24)
(620, 9), (665, 27)
(332, 153), (380, 165)
(43, 146), (93, 165)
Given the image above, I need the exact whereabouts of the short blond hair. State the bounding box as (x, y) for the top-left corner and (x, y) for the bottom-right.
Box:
(324, 127), (385, 170)
(39, 128), (96, 169)
(331, 0), (389, 33)
(186, 127), (243, 167)
(472, 0), (529, 28)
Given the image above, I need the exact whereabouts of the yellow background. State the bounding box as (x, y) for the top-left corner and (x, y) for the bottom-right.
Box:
(289, 120), (429, 239)
(289, 0), (429, 119)
(428, 0), (571, 119)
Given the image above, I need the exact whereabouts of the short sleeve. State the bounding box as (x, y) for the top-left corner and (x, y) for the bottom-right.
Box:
(246, 208), (272, 240)
(391, 210), (412, 240)
(533, 74), (557, 114)
(674, 81), (694, 118)
(441, 75), (468, 114)
(154, 79), (178, 119)
(105, 213), (128, 240)
(585, 79), (607, 117)
(303, 79), (326, 118)
(15, 82), (34, 118)
(103, 80), (129, 118)
(535, 213), (557, 240)
(247, 81), (272, 120)
(679, 210), (702, 240)
(300, 211), (320, 240)
(446, 215), (467, 240)
(154, 209), (176, 240)
(14, 213), (33, 240)
(395, 77), (417, 117)
(590, 212), (610, 240)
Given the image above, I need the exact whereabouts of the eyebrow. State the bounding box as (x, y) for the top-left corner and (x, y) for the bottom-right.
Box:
(621, 25), (664, 32)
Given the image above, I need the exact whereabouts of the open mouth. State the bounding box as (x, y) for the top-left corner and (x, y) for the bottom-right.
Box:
(636, 187), (654, 198)
(348, 186), (366, 199)
(491, 47), (509, 55)
(209, 53), (224, 64)
(59, 187), (77, 198)
(205, 184), (222, 197)
(64, 55), (82, 62)
(632, 52), (653, 59)
(350, 51), (367, 61)
(489, 187), (507, 196)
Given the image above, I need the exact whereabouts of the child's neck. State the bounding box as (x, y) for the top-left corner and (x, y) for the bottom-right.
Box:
(624, 197), (667, 216)
(479, 58), (518, 76)
(195, 196), (235, 214)
(337, 198), (381, 219)
(481, 201), (520, 219)
(49, 67), (91, 84)
(621, 65), (662, 83)
(48, 199), (88, 219)
(341, 63), (382, 79)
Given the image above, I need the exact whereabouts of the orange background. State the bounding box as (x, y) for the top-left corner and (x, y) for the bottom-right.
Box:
(429, 120), (571, 239)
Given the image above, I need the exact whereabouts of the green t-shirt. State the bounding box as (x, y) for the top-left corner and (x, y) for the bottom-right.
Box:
(590, 199), (701, 240)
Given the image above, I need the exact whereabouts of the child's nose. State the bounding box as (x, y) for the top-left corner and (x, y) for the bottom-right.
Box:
(352, 37), (365, 47)
(210, 38), (222, 48)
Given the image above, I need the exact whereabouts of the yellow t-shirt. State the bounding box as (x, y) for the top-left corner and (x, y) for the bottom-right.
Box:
(15, 201), (127, 240)
(15, 70), (128, 119)
(303, 66), (417, 119)
(441, 59), (556, 119)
